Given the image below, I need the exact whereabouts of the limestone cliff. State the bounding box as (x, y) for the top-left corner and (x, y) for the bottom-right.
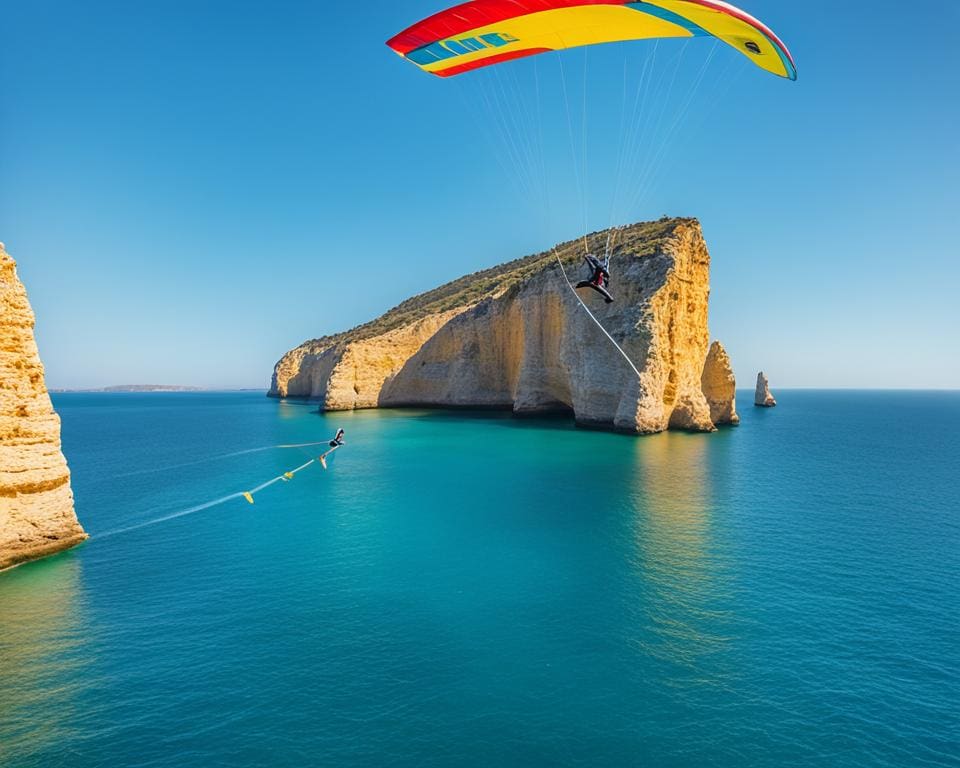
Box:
(270, 218), (738, 434)
(0, 243), (86, 571)
(755, 371), (777, 407)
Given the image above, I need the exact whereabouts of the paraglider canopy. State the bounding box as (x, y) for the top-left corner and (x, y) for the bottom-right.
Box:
(387, 0), (796, 80)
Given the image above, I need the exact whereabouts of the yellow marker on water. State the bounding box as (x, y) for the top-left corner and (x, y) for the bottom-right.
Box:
(284, 472), (294, 480)
(242, 492), (254, 505)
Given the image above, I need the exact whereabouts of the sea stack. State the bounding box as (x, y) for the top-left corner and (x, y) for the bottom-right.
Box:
(701, 341), (740, 425)
(754, 371), (777, 407)
(271, 218), (740, 435)
(0, 243), (86, 571)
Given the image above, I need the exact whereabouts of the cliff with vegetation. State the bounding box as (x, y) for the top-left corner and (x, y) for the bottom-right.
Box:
(270, 218), (739, 434)
(0, 244), (86, 571)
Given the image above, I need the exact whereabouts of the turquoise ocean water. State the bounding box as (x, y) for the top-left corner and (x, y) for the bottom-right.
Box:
(1, 391), (958, 767)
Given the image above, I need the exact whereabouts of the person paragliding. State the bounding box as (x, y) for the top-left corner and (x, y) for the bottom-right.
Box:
(575, 253), (613, 304)
(319, 428), (345, 470)
(387, 0), (796, 373)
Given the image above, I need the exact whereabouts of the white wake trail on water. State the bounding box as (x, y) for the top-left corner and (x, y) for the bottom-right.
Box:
(111, 442), (327, 479)
(96, 455), (325, 540)
(96, 493), (247, 540)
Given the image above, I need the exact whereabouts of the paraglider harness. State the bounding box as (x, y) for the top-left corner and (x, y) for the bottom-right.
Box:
(575, 253), (613, 303)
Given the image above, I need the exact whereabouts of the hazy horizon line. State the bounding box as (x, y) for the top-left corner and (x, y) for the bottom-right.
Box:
(48, 386), (960, 393)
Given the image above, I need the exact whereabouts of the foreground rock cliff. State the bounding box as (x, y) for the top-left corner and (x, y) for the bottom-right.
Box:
(0, 244), (86, 571)
(271, 218), (739, 434)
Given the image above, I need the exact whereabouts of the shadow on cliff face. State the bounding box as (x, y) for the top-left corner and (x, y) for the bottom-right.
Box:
(0, 556), (95, 764)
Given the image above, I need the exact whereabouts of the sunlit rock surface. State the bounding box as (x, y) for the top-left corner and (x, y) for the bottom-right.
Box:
(701, 341), (740, 426)
(755, 371), (777, 407)
(0, 243), (86, 570)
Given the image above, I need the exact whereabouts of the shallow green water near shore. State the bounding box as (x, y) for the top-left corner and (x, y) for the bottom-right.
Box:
(1, 391), (958, 767)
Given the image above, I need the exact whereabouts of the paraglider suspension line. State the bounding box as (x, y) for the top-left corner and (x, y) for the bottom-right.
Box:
(553, 249), (642, 380)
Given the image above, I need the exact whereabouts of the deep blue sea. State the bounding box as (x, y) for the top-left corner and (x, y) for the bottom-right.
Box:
(1, 391), (958, 767)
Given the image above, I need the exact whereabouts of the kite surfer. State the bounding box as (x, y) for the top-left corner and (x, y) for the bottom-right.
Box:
(575, 253), (614, 304)
(319, 428), (344, 469)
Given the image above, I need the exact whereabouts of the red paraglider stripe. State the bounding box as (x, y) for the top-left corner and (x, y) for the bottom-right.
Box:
(388, 0), (795, 73)
(387, 0), (618, 55)
(434, 47), (554, 76)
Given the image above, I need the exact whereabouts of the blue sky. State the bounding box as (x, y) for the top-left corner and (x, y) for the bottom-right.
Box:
(2, 0), (957, 389)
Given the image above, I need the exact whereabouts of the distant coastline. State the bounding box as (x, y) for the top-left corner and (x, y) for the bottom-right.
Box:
(50, 385), (266, 393)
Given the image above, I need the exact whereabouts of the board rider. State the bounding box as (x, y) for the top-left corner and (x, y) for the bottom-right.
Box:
(319, 429), (345, 469)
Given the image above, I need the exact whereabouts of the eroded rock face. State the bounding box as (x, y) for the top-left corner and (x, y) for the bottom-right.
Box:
(0, 244), (86, 571)
(271, 218), (736, 434)
(701, 341), (739, 426)
(273, 310), (467, 410)
(755, 371), (777, 407)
